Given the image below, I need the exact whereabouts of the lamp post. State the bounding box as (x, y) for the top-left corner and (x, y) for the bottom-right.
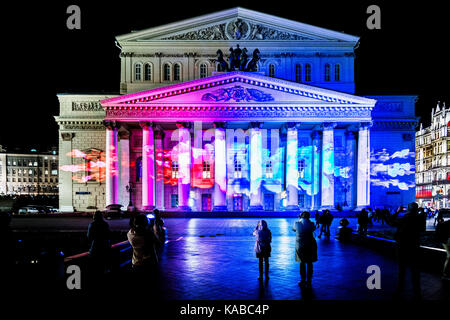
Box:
(126, 182), (134, 212)
(343, 181), (349, 207)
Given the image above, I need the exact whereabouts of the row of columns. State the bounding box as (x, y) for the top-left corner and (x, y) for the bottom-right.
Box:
(105, 121), (371, 211)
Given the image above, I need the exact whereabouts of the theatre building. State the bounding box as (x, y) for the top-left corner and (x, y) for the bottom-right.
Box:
(55, 8), (417, 213)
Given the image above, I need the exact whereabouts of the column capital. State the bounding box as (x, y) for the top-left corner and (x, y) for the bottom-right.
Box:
(213, 122), (226, 129)
(358, 122), (373, 130)
(118, 129), (130, 140)
(176, 122), (191, 129)
(321, 122), (337, 130)
(61, 132), (74, 141)
(139, 121), (153, 130)
(286, 122), (301, 130)
(104, 121), (119, 130)
(250, 122), (263, 129)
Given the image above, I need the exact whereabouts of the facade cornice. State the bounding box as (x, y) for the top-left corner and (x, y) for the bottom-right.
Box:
(105, 106), (371, 122)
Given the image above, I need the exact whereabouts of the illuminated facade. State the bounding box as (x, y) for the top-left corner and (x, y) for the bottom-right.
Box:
(55, 8), (417, 212)
(416, 102), (450, 209)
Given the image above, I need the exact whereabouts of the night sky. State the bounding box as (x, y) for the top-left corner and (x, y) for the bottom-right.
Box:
(3, 1), (449, 152)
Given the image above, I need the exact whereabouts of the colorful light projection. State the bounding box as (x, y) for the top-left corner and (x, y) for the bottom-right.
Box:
(321, 126), (335, 207)
(60, 149), (106, 182)
(370, 148), (415, 190)
(261, 129), (283, 194)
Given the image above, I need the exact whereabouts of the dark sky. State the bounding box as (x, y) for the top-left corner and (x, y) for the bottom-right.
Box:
(3, 1), (449, 152)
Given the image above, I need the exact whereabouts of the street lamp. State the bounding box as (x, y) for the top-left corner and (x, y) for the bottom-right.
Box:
(126, 182), (134, 212)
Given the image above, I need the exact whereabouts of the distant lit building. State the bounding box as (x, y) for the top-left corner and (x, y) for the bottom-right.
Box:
(0, 147), (59, 196)
(416, 102), (450, 209)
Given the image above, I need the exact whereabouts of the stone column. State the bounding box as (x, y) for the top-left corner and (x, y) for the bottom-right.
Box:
(118, 128), (130, 211)
(105, 122), (120, 210)
(249, 122), (263, 211)
(140, 122), (155, 211)
(321, 122), (336, 209)
(155, 127), (165, 210)
(345, 131), (356, 209)
(311, 131), (321, 210)
(286, 123), (299, 210)
(213, 122), (227, 211)
(356, 123), (371, 210)
(59, 132), (75, 212)
(177, 123), (192, 211)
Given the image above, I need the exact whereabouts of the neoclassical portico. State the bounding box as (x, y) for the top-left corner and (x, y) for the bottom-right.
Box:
(101, 71), (376, 212)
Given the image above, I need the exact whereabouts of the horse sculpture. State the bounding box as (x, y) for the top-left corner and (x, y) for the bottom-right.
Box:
(216, 49), (229, 72)
(245, 49), (260, 72)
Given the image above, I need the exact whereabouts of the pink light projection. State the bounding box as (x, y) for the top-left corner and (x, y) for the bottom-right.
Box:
(60, 149), (106, 183)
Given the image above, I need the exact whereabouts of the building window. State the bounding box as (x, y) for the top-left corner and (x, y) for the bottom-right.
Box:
(265, 161), (273, 179)
(268, 64), (275, 77)
(334, 64), (340, 81)
(304, 64), (311, 81)
(324, 63), (331, 81)
(134, 63), (142, 81)
(295, 64), (301, 82)
(298, 159), (306, 179)
(144, 63), (152, 81)
(163, 64), (171, 81)
(174, 64), (181, 81)
(202, 161), (211, 179)
(234, 160), (242, 179)
(171, 161), (179, 179)
(200, 63), (207, 78)
(136, 157), (142, 182)
(171, 194), (179, 208)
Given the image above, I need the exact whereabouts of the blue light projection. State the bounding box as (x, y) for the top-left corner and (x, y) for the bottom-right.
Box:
(370, 148), (415, 190)
(298, 144), (313, 196)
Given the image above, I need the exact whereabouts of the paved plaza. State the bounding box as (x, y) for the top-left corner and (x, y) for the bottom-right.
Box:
(120, 218), (448, 300)
(10, 216), (449, 300)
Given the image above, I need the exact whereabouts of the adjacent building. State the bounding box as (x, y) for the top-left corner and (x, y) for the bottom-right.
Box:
(0, 147), (59, 196)
(416, 102), (450, 209)
(55, 8), (417, 213)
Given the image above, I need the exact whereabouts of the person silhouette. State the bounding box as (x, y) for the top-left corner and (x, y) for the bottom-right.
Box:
(253, 220), (272, 281)
(293, 212), (317, 287)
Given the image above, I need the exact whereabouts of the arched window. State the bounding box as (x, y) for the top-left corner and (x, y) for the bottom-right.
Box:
(174, 64), (181, 81)
(334, 64), (340, 81)
(163, 64), (171, 81)
(295, 64), (301, 82)
(269, 64), (275, 77)
(200, 63), (207, 78)
(144, 63), (152, 81)
(324, 63), (331, 81)
(134, 63), (142, 81)
(304, 64), (311, 82)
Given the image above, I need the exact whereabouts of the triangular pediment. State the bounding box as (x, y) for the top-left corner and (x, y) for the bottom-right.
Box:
(101, 71), (375, 108)
(116, 7), (358, 43)
(102, 72), (375, 123)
